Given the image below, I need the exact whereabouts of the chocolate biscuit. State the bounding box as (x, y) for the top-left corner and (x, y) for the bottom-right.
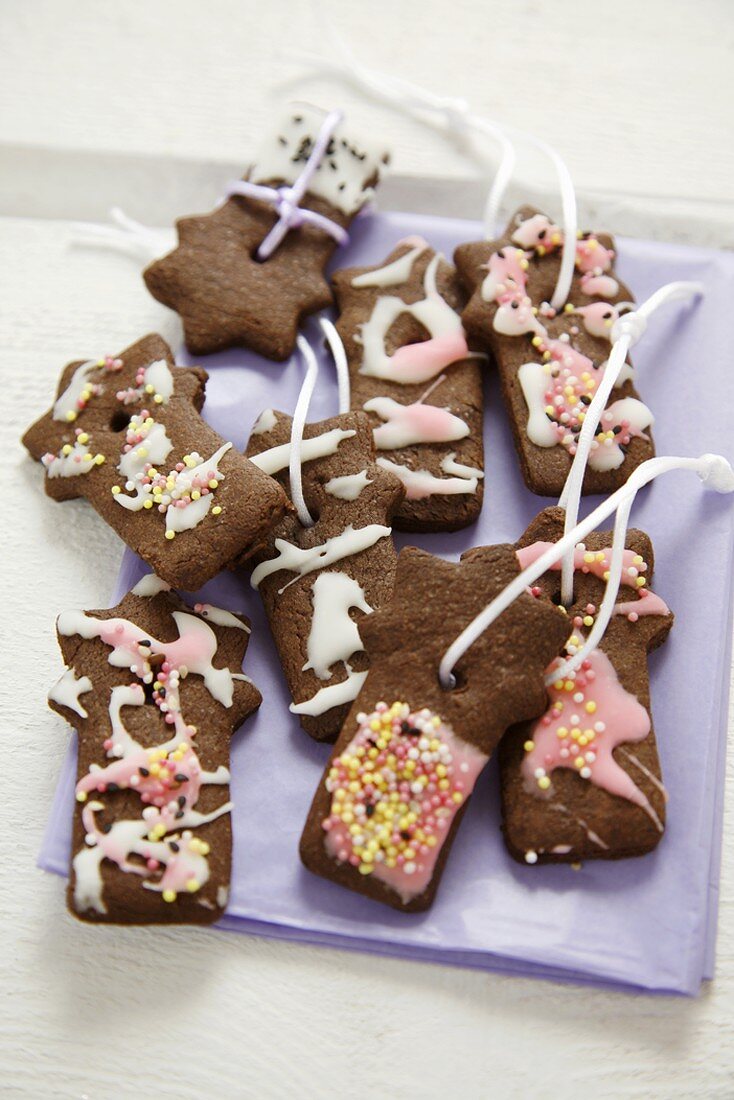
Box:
(300, 543), (568, 911)
(144, 106), (389, 360)
(454, 206), (654, 497)
(23, 334), (287, 589)
(332, 238), (485, 531)
(50, 580), (261, 923)
(500, 506), (673, 864)
(246, 409), (404, 742)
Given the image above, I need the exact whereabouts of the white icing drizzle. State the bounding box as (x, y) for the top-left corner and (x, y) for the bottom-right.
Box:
(440, 452), (485, 480)
(117, 420), (173, 481)
(249, 104), (388, 215)
(589, 398), (653, 472)
(351, 239), (428, 288)
(53, 360), (99, 421)
(42, 437), (103, 479)
(48, 667), (93, 718)
(376, 458), (480, 501)
(323, 469), (373, 500)
(130, 574), (172, 597)
(302, 572), (372, 679)
(357, 253), (468, 384)
(194, 603), (250, 632)
(618, 748), (669, 802)
(250, 524), (392, 594)
(251, 408), (278, 436)
(518, 362), (560, 448)
(250, 428), (356, 475)
(550, 802), (609, 850)
(290, 669), (369, 717)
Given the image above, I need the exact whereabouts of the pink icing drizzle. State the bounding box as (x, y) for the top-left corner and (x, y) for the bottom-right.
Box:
(515, 541), (648, 588)
(389, 332), (470, 380)
(521, 643), (660, 823)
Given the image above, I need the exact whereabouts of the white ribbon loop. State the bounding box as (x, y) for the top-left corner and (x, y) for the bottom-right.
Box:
(289, 336), (321, 528)
(438, 452), (734, 691)
(286, 38), (577, 307)
(319, 318), (350, 414)
(558, 280), (704, 606)
(72, 207), (174, 262)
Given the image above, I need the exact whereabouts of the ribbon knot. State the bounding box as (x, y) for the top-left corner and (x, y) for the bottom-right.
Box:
(227, 110), (350, 261)
(612, 310), (647, 347)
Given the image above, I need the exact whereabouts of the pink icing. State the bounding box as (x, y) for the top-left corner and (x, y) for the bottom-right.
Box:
(515, 541), (648, 588)
(522, 642), (659, 821)
(322, 702), (487, 902)
(368, 397), (469, 450)
(389, 331), (470, 380)
(613, 590), (670, 620)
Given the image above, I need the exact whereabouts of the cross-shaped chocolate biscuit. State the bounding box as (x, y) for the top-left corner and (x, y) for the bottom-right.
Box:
(246, 409), (404, 743)
(332, 238), (485, 532)
(49, 582), (261, 924)
(499, 506), (673, 865)
(300, 541), (568, 911)
(454, 206), (654, 497)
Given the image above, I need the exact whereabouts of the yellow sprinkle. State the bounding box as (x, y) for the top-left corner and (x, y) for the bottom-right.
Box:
(154, 393), (164, 404)
(212, 505), (222, 515)
(78, 432), (89, 444)
(165, 530), (175, 540)
(583, 615), (594, 627)
(162, 889), (177, 903)
(523, 740), (535, 752)
(111, 485), (121, 495)
(574, 756), (585, 769)
(186, 879), (200, 893)
(636, 577), (646, 587)
(65, 410), (77, 423)
(208, 479), (218, 490)
(75, 791), (87, 803)
(585, 701), (597, 714)
(143, 499), (153, 509)
(538, 776), (551, 790)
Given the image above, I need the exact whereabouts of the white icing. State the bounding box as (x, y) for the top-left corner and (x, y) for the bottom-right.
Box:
(250, 524), (392, 593)
(42, 438), (101, 479)
(250, 428), (356, 475)
(351, 240), (428, 288)
(249, 104), (388, 215)
(130, 574), (171, 597)
(48, 667), (93, 718)
(117, 421), (173, 481)
(290, 669), (368, 717)
(323, 469), (373, 501)
(589, 397), (653, 472)
(302, 572), (372, 679)
(518, 362), (560, 447)
(195, 604), (250, 632)
(364, 395), (469, 450)
(143, 359), (174, 403)
(376, 458), (479, 501)
(251, 408), (278, 436)
(357, 253), (467, 384)
(53, 360), (99, 421)
(440, 452), (484, 480)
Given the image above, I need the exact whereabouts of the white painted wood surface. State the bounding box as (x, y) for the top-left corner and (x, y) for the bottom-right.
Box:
(1, 2), (733, 1097)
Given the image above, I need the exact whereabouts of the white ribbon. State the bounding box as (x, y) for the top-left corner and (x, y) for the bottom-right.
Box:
(558, 280), (704, 605)
(438, 453), (734, 690)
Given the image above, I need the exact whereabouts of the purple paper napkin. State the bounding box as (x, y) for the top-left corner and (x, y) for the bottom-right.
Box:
(39, 211), (734, 995)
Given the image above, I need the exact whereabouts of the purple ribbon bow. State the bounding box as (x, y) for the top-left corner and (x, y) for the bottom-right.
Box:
(227, 109), (349, 261)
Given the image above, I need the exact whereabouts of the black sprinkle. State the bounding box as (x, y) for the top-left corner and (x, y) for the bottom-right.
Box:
(338, 182), (345, 191)
(139, 767), (150, 777)
(138, 639), (152, 647)
(400, 830), (411, 841)
(613, 425), (623, 435)
(278, 135), (287, 146)
(102, 824), (112, 835)
(178, 795), (186, 807)
(580, 395), (592, 405)
(365, 804), (375, 818)
(175, 811), (184, 820)
(538, 229), (547, 240)
(293, 115), (303, 124)
(170, 842), (180, 852)
(401, 721), (420, 737)
(175, 775), (188, 784)
(107, 782), (119, 793)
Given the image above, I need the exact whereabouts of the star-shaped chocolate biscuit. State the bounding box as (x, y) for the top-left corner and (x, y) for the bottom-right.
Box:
(144, 107), (389, 360)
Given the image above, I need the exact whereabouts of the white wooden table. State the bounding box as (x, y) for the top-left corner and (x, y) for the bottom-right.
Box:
(2, 2), (733, 1097)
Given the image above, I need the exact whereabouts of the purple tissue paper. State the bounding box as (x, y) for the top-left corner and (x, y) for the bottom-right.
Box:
(39, 210), (734, 995)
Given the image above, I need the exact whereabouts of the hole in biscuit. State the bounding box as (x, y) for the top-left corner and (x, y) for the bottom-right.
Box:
(249, 245), (267, 265)
(110, 409), (132, 433)
(440, 668), (467, 693)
